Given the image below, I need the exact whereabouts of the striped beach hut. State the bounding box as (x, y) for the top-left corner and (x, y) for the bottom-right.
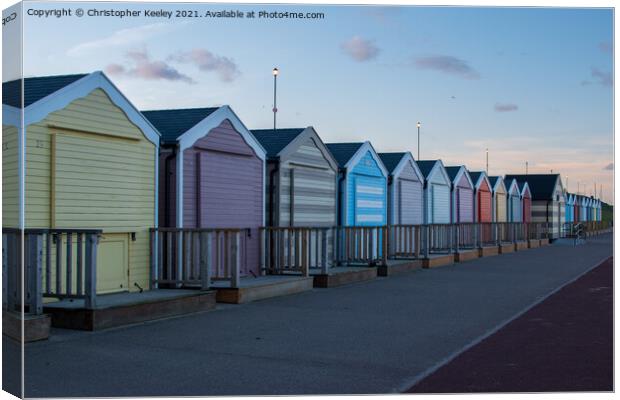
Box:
(519, 182), (532, 223)
(143, 107), (266, 277)
(251, 127), (337, 228)
(445, 166), (475, 223)
(416, 160), (452, 224)
(2, 72), (160, 294)
(488, 176), (508, 223)
(506, 178), (522, 222)
(326, 142), (388, 226)
(378, 152), (425, 226)
(469, 171), (493, 223)
(505, 174), (565, 239)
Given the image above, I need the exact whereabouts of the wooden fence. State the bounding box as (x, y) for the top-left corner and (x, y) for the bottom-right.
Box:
(260, 227), (329, 275)
(150, 228), (245, 289)
(2, 228), (101, 314)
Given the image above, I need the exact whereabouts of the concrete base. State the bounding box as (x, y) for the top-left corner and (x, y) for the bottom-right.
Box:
(44, 290), (216, 331)
(377, 260), (423, 276)
(454, 249), (479, 263)
(540, 238), (550, 246)
(479, 246), (499, 257)
(313, 267), (377, 288)
(216, 277), (313, 303)
(528, 239), (540, 248)
(515, 241), (528, 251)
(3, 311), (51, 342)
(422, 254), (454, 269)
(499, 243), (515, 254)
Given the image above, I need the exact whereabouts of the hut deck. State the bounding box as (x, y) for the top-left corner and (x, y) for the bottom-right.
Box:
(454, 249), (479, 263)
(377, 259), (423, 276)
(422, 254), (454, 269)
(43, 289), (216, 331)
(311, 266), (377, 288)
(499, 243), (515, 254)
(212, 275), (313, 304)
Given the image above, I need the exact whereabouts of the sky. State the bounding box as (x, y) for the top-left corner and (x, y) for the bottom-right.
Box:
(7, 2), (615, 203)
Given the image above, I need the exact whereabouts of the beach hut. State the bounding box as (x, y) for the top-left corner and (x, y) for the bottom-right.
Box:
(250, 127), (338, 227)
(416, 160), (452, 224)
(143, 106), (266, 277)
(505, 174), (565, 239)
(573, 195), (581, 222)
(506, 178), (522, 222)
(445, 166), (475, 223)
(564, 193), (574, 224)
(325, 142), (388, 226)
(469, 171), (492, 223)
(579, 196), (588, 222)
(488, 176), (508, 223)
(2, 72), (160, 294)
(520, 182), (532, 223)
(378, 152), (425, 225)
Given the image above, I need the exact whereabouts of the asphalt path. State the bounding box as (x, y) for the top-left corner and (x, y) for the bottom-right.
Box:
(3, 233), (612, 397)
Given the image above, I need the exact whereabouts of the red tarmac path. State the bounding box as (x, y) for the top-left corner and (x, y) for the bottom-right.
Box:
(408, 257), (613, 393)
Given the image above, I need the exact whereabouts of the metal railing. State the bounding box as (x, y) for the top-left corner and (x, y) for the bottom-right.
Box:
(150, 228), (245, 289)
(3, 228), (101, 314)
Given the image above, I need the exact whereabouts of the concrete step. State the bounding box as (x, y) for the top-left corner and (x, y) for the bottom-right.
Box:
(3, 311), (51, 342)
(377, 260), (423, 276)
(423, 254), (454, 269)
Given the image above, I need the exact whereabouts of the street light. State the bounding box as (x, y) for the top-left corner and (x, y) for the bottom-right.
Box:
(416, 121), (421, 160)
(272, 67), (279, 132)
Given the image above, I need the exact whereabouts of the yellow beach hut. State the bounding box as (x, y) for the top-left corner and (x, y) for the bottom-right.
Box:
(2, 72), (160, 297)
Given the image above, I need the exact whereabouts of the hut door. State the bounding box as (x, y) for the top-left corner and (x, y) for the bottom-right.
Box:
(398, 179), (419, 225)
(53, 132), (130, 294)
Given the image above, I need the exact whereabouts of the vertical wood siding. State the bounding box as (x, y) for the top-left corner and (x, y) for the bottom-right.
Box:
(2, 125), (19, 227)
(346, 151), (386, 226)
(391, 160), (423, 225)
(181, 119), (263, 276)
(494, 187), (507, 222)
(522, 196), (532, 223)
(424, 165), (450, 224)
(24, 88), (156, 292)
(476, 179), (492, 222)
(279, 136), (337, 227)
(452, 173), (474, 223)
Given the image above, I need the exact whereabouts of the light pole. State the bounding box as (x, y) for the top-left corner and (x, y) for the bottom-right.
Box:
(272, 67), (279, 132)
(485, 148), (489, 174)
(416, 122), (421, 159)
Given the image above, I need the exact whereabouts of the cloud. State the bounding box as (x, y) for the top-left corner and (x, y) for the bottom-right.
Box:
(494, 102), (519, 112)
(599, 41), (612, 53)
(340, 36), (381, 62)
(603, 163), (613, 170)
(105, 49), (194, 84)
(68, 23), (171, 56)
(413, 55), (480, 80)
(168, 49), (240, 82)
(591, 67), (612, 87)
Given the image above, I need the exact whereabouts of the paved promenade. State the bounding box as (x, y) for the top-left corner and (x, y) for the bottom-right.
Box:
(4, 234), (612, 397)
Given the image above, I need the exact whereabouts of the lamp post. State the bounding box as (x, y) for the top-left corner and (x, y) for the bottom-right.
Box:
(485, 148), (489, 174)
(272, 67), (279, 132)
(416, 122), (421, 159)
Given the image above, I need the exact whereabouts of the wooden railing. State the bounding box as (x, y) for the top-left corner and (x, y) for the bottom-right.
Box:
(333, 226), (387, 266)
(150, 228), (245, 289)
(2, 228), (102, 314)
(388, 225), (421, 259)
(260, 227), (330, 275)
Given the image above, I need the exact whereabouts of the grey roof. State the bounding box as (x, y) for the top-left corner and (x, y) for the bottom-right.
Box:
(488, 176), (503, 188)
(325, 142), (365, 167)
(142, 108), (219, 144)
(416, 160), (440, 178)
(2, 73), (89, 108)
(469, 171), (485, 185)
(444, 166), (464, 182)
(250, 128), (305, 158)
(505, 174), (560, 200)
(378, 152), (407, 174)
